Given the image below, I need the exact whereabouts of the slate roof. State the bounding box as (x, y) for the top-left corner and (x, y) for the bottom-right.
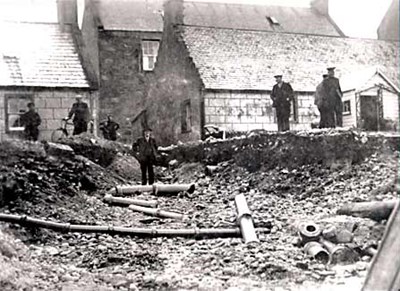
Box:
(0, 22), (90, 88)
(183, 1), (342, 36)
(94, 0), (163, 31)
(181, 26), (399, 92)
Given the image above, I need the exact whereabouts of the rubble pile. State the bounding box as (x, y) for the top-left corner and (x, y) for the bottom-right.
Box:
(0, 140), (128, 208)
(0, 131), (398, 290)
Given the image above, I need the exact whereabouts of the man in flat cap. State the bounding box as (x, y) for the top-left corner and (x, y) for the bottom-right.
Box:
(270, 73), (295, 131)
(323, 67), (343, 127)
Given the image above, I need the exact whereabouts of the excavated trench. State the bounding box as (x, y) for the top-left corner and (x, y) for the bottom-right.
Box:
(0, 130), (398, 290)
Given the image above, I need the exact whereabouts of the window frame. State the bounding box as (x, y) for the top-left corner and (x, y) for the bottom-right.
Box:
(181, 99), (192, 133)
(5, 94), (34, 133)
(141, 40), (160, 72)
(343, 100), (351, 115)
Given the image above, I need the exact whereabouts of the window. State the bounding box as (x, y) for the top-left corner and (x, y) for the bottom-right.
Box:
(267, 16), (280, 25)
(141, 40), (160, 71)
(181, 100), (191, 133)
(5, 94), (33, 132)
(343, 100), (351, 115)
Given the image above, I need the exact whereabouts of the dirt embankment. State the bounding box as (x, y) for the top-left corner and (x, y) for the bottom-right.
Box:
(159, 130), (399, 171)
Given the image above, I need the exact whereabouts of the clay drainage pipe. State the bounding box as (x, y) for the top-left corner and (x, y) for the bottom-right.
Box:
(128, 204), (187, 220)
(110, 184), (196, 195)
(104, 194), (158, 208)
(298, 221), (321, 244)
(303, 241), (330, 264)
(0, 213), (240, 239)
(234, 194), (258, 244)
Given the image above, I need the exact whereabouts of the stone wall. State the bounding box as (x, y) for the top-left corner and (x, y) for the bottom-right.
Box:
(204, 90), (318, 132)
(98, 30), (161, 143)
(0, 88), (97, 141)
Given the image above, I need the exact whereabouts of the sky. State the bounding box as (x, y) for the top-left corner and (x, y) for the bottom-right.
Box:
(0, 0), (394, 39)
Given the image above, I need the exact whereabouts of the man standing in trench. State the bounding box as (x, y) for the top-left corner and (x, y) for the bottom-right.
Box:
(324, 67), (343, 127)
(132, 128), (158, 185)
(270, 73), (295, 131)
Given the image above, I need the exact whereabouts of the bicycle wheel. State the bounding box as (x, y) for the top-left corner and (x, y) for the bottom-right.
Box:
(51, 128), (68, 142)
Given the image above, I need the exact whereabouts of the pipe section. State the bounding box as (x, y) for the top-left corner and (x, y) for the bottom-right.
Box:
(104, 194), (158, 208)
(234, 193), (258, 244)
(110, 183), (196, 195)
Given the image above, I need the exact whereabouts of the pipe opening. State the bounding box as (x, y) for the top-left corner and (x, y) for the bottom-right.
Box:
(306, 225), (316, 232)
(315, 251), (330, 264)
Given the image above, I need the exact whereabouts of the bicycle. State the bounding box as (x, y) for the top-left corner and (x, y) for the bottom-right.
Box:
(51, 119), (74, 142)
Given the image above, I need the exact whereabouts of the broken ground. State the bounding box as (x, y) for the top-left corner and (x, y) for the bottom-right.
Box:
(0, 129), (398, 290)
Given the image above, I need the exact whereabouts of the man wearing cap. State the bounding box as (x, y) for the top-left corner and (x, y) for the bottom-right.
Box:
(65, 95), (90, 135)
(314, 74), (333, 128)
(132, 128), (158, 185)
(270, 74), (295, 131)
(20, 102), (41, 141)
(323, 67), (343, 127)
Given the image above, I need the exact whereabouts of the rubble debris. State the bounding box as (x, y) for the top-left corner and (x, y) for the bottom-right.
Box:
(337, 200), (398, 221)
(234, 194), (258, 244)
(103, 194), (158, 208)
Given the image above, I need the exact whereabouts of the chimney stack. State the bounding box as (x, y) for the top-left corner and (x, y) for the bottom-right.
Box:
(57, 0), (78, 32)
(163, 0), (184, 27)
(311, 0), (329, 15)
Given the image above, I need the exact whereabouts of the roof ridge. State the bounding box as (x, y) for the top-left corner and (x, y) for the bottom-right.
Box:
(180, 24), (400, 43)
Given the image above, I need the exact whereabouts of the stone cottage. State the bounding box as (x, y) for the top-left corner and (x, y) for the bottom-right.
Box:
(0, 21), (97, 141)
(145, 0), (399, 145)
(79, 0), (163, 141)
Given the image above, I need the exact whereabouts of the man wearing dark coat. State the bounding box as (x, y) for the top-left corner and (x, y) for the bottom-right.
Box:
(270, 74), (295, 131)
(314, 74), (334, 128)
(99, 115), (120, 141)
(132, 128), (158, 185)
(20, 102), (41, 141)
(323, 67), (343, 127)
(65, 95), (90, 135)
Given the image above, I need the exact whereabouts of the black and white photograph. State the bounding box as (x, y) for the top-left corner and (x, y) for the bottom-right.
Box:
(0, 0), (398, 290)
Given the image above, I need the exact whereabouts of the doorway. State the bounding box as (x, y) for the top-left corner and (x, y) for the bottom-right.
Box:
(360, 95), (379, 131)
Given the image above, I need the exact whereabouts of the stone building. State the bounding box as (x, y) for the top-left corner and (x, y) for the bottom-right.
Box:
(145, 0), (399, 145)
(79, 0), (163, 142)
(0, 21), (97, 141)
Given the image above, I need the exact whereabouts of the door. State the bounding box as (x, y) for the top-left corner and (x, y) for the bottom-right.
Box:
(360, 95), (378, 131)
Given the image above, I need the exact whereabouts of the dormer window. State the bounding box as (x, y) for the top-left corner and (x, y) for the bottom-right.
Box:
(267, 16), (280, 25)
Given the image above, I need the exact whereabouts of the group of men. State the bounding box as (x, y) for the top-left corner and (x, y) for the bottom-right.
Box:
(20, 95), (120, 141)
(270, 67), (343, 131)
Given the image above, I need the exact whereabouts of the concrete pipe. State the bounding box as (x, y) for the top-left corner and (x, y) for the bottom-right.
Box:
(234, 193), (258, 244)
(298, 221), (321, 244)
(303, 241), (330, 264)
(320, 239), (358, 264)
(104, 194), (158, 208)
(128, 204), (187, 220)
